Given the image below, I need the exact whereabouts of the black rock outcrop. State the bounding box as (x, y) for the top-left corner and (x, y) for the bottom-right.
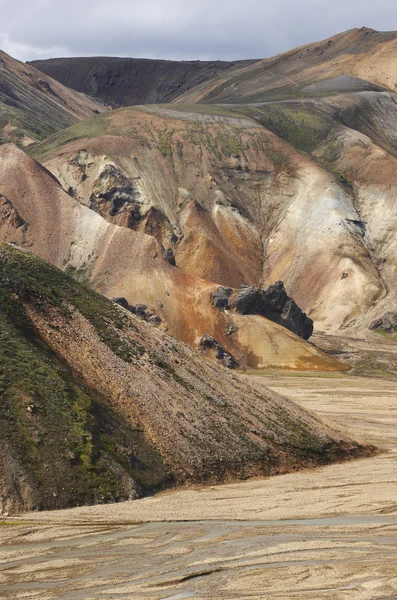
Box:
(233, 282), (313, 340)
(211, 286), (233, 309)
(111, 298), (161, 324)
(111, 297), (129, 310)
(198, 334), (238, 368)
(211, 282), (313, 340)
(164, 247), (176, 266)
(369, 312), (397, 331)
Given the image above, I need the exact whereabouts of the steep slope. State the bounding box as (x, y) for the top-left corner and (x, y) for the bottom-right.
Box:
(242, 91), (397, 331)
(12, 29), (397, 342)
(0, 142), (340, 370)
(29, 56), (256, 108)
(31, 105), (384, 333)
(0, 243), (369, 515)
(175, 28), (397, 104)
(0, 49), (106, 146)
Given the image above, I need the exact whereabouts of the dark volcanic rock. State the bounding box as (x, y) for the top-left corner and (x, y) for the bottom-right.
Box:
(130, 304), (149, 319)
(198, 334), (224, 355)
(198, 334), (238, 368)
(211, 286), (233, 309)
(112, 298), (162, 325)
(233, 281), (313, 340)
(111, 297), (129, 310)
(92, 164), (142, 220)
(369, 312), (397, 331)
(164, 247), (176, 266)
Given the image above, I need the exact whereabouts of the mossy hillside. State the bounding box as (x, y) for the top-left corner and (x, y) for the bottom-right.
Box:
(144, 103), (245, 119)
(29, 105), (253, 163)
(0, 243), (170, 510)
(244, 105), (334, 153)
(29, 111), (120, 160)
(0, 243), (138, 362)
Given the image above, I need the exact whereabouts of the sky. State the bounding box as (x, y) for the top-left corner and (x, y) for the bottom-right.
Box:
(1, 0), (397, 62)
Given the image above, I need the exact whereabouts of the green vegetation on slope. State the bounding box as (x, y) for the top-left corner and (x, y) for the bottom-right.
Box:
(0, 103), (66, 146)
(0, 243), (170, 511)
(244, 105), (334, 153)
(29, 104), (253, 161)
(29, 103), (292, 172)
(29, 111), (118, 159)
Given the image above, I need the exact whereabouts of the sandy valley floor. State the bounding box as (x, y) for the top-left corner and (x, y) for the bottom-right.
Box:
(1, 373), (396, 599)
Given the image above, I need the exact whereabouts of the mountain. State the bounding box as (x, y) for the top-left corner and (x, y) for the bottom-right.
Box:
(29, 102), (386, 334)
(0, 28), (393, 515)
(0, 242), (369, 514)
(25, 28), (397, 336)
(28, 56), (257, 108)
(0, 49), (106, 146)
(0, 142), (341, 371)
(175, 28), (397, 104)
(30, 29), (397, 108)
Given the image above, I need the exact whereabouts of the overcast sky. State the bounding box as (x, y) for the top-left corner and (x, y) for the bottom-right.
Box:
(1, 0), (397, 62)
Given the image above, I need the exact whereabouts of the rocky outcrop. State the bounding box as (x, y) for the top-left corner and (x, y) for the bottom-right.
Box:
(111, 297), (129, 310)
(130, 304), (162, 324)
(211, 286), (233, 309)
(91, 164), (143, 222)
(233, 283), (313, 340)
(212, 282), (313, 340)
(369, 312), (397, 332)
(111, 298), (161, 324)
(198, 334), (238, 368)
(0, 194), (29, 247)
(164, 247), (176, 266)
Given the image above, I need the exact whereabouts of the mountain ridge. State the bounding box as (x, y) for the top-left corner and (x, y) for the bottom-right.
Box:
(0, 49), (107, 145)
(29, 28), (397, 108)
(28, 56), (257, 108)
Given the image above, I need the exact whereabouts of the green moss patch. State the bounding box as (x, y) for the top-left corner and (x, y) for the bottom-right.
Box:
(243, 105), (334, 154)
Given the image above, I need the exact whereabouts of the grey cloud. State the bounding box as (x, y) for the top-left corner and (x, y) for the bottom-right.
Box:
(1, 0), (397, 62)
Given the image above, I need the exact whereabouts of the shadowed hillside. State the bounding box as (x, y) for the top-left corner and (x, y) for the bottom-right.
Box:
(0, 50), (106, 146)
(29, 56), (257, 108)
